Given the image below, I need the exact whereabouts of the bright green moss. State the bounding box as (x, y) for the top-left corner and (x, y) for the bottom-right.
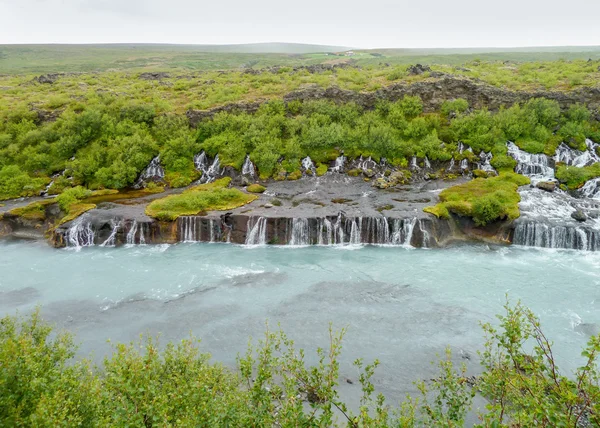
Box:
(247, 184), (266, 193)
(146, 178), (257, 221)
(424, 172), (530, 226)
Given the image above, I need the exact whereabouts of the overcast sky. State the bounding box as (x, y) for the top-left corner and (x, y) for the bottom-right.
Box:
(1, 0), (599, 48)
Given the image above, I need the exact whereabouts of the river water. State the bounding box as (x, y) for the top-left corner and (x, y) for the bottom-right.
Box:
(1, 240), (599, 413)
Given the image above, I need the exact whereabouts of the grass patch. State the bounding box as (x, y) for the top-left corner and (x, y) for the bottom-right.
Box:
(424, 172), (530, 225)
(247, 184), (266, 193)
(556, 163), (600, 189)
(7, 200), (55, 221)
(146, 178), (257, 221)
(58, 203), (96, 225)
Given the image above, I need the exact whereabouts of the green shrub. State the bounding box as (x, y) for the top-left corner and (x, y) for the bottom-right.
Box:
(56, 186), (92, 212)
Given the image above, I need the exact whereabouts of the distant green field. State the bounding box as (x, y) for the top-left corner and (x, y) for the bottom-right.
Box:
(1, 43), (600, 74)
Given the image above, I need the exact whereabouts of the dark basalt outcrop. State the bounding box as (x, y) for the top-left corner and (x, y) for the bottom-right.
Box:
(187, 76), (600, 127)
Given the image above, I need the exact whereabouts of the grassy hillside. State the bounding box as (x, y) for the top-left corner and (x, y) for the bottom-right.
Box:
(1, 44), (600, 74)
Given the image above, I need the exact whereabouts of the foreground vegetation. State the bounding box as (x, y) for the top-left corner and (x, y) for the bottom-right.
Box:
(1, 301), (598, 426)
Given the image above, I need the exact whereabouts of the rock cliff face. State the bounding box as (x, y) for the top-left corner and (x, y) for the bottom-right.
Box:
(186, 76), (600, 127)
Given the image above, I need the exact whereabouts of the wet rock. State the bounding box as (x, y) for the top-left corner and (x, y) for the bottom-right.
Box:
(363, 169), (376, 178)
(536, 181), (556, 192)
(407, 64), (432, 75)
(264, 203), (273, 209)
(571, 209), (587, 222)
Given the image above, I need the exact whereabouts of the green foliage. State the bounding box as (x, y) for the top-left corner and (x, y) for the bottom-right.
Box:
(2, 301), (598, 426)
(426, 173), (531, 225)
(55, 186), (92, 212)
(0, 166), (47, 201)
(441, 99), (469, 117)
(145, 177), (257, 220)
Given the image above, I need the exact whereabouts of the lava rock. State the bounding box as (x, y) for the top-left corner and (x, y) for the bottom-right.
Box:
(407, 64), (432, 75)
(571, 209), (587, 222)
(536, 181), (556, 192)
(139, 72), (170, 81)
(35, 74), (60, 84)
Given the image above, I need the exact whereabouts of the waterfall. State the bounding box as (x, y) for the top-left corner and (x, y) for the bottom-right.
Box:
(126, 220), (138, 245)
(209, 219), (216, 243)
(134, 156), (165, 188)
(447, 158), (455, 171)
(301, 156), (316, 175)
(365, 217), (390, 244)
(194, 151), (208, 170)
(507, 142), (554, 181)
(391, 218), (417, 246)
(318, 218), (333, 245)
(66, 217), (95, 248)
(179, 216), (200, 242)
(100, 220), (121, 247)
(418, 220), (432, 248)
(126, 221), (148, 245)
(356, 156), (376, 172)
(424, 157), (431, 169)
(141, 156), (164, 179)
(513, 222), (600, 251)
(289, 218), (310, 245)
(331, 155), (346, 173)
(410, 156), (419, 170)
(246, 217), (267, 245)
(194, 152), (222, 183)
(242, 155), (255, 177)
(477, 151), (495, 172)
(347, 217), (363, 245)
(554, 140), (600, 167)
(580, 178), (600, 199)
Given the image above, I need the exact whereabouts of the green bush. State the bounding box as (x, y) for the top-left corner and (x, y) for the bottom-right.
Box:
(1, 301), (599, 426)
(247, 183), (266, 193)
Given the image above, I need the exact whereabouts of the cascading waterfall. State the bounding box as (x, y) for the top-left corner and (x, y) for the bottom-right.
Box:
(365, 217), (390, 244)
(245, 217), (267, 245)
(100, 220), (121, 247)
(513, 222), (600, 251)
(126, 220), (148, 245)
(424, 157), (431, 169)
(142, 156), (165, 179)
(554, 139), (600, 167)
(580, 178), (600, 199)
(458, 143), (472, 170)
(390, 218), (417, 246)
(317, 218), (334, 245)
(242, 155), (256, 177)
(410, 156), (419, 170)
(289, 218), (310, 245)
(134, 156), (165, 188)
(301, 156), (316, 175)
(356, 156), (376, 172)
(331, 155), (346, 173)
(507, 142), (554, 180)
(179, 216), (199, 242)
(447, 158), (455, 171)
(67, 217), (95, 248)
(477, 151), (495, 172)
(194, 152), (222, 183)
